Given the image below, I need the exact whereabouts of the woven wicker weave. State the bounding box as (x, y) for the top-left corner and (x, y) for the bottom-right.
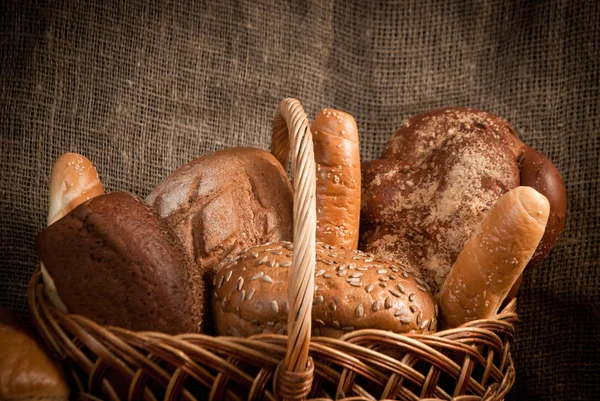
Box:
(29, 98), (517, 401)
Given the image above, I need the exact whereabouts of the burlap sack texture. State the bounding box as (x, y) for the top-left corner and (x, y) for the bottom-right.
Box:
(1, 0), (598, 399)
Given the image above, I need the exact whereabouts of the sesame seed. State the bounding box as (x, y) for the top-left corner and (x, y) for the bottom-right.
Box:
(384, 297), (392, 309)
(329, 302), (337, 311)
(409, 294), (415, 302)
(410, 305), (418, 313)
(323, 273), (332, 278)
(237, 277), (244, 290)
(389, 275), (397, 280)
(267, 321), (276, 327)
(349, 282), (363, 287)
(247, 288), (255, 301)
(337, 270), (347, 277)
(313, 295), (324, 304)
(372, 300), (380, 311)
(261, 275), (274, 283)
(365, 284), (375, 293)
(378, 276), (389, 282)
(397, 283), (406, 294)
(241, 290), (246, 301)
(271, 301), (279, 313)
(350, 273), (363, 278)
(315, 269), (326, 277)
(364, 258), (373, 263)
(251, 272), (264, 281)
(269, 260), (276, 267)
(416, 284), (428, 292)
(348, 263), (357, 269)
(377, 269), (387, 274)
(280, 261), (292, 267)
(316, 319), (326, 326)
(357, 266), (368, 271)
(218, 275), (225, 289)
(251, 253), (259, 258)
(271, 250), (283, 255)
(417, 312), (423, 325)
(342, 326), (355, 331)
(333, 320), (341, 329)
(420, 319), (429, 330)
(389, 288), (401, 297)
(400, 316), (413, 324)
(394, 309), (404, 317)
(379, 282), (387, 288)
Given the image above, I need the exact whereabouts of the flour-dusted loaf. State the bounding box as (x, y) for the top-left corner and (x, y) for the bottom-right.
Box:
(0, 307), (69, 401)
(212, 242), (437, 338)
(361, 107), (566, 294)
(37, 191), (205, 334)
(147, 147), (294, 280)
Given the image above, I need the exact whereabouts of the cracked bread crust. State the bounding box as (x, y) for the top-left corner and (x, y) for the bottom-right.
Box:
(146, 147), (294, 280)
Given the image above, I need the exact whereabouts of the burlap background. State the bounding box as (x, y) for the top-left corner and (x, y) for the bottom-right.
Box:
(1, 0), (598, 399)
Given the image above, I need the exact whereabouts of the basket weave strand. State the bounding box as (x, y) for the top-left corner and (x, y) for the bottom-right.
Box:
(28, 98), (518, 400)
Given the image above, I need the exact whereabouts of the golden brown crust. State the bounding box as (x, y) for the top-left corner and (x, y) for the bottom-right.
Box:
(146, 147), (294, 280)
(0, 307), (69, 400)
(360, 107), (522, 293)
(438, 187), (549, 329)
(47, 153), (104, 225)
(212, 242), (436, 338)
(311, 109), (361, 249)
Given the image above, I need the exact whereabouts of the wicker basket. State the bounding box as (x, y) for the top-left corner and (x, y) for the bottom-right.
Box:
(29, 98), (518, 401)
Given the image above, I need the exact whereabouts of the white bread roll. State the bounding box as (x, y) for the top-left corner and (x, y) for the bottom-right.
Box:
(438, 186), (549, 329)
(42, 153), (104, 311)
(47, 153), (104, 225)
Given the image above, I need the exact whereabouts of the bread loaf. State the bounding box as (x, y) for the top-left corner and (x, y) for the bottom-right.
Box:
(438, 187), (549, 329)
(0, 307), (69, 401)
(361, 107), (566, 294)
(146, 147), (293, 280)
(37, 191), (205, 334)
(43, 153), (105, 313)
(311, 108), (361, 249)
(212, 242), (437, 338)
(361, 108), (522, 293)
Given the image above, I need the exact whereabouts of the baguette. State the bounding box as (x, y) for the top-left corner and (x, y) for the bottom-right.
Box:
(438, 186), (549, 329)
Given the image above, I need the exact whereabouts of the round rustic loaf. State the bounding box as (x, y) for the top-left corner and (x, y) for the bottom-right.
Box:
(212, 241), (437, 338)
(37, 191), (204, 334)
(146, 147), (294, 280)
(361, 107), (566, 294)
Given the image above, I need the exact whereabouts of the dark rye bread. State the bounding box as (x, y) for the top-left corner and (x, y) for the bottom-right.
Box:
(212, 241), (437, 338)
(37, 191), (204, 334)
(146, 147), (294, 280)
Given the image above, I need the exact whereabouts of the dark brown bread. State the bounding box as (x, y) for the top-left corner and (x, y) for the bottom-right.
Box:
(361, 107), (567, 295)
(0, 307), (69, 401)
(212, 241), (437, 338)
(311, 108), (361, 249)
(146, 147), (294, 280)
(37, 191), (204, 334)
(361, 108), (522, 293)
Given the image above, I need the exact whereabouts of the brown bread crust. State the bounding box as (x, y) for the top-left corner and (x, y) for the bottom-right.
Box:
(0, 307), (70, 401)
(360, 107), (521, 293)
(311, 108), (361, 249)
(146, 147), (294, 280)
(438, 187), (549, 329)
(37, 191), (204, 334)
(212, 242), (436, 338)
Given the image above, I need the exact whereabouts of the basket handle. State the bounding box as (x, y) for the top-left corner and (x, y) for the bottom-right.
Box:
(271, 98), (316, 400)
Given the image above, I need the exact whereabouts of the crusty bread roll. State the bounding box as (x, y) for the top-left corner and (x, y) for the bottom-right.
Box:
(42, 153), (104, 313)
(146, 148), (293, 281)
(438, 186), (549, 329)
(0, 307), (69, 401)
(47, 153), (104, 225)
(213, 242), (437, 338)
(37, 191), (205, 334)
(311, 108), (361, 249)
